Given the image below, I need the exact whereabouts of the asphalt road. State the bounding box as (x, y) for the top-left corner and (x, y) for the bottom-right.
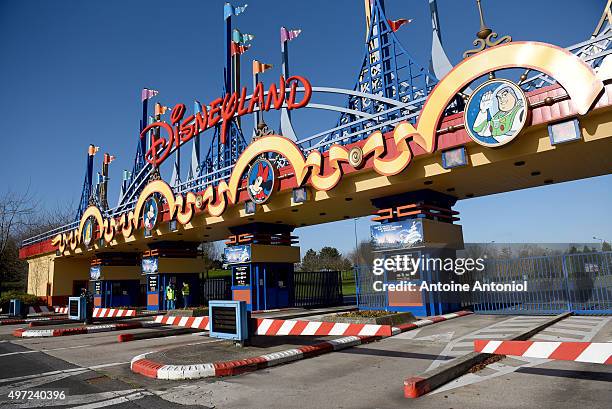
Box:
(0, 314), (610, 408)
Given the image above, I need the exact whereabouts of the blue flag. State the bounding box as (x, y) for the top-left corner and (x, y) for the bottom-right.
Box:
(224, 3), (247, 20)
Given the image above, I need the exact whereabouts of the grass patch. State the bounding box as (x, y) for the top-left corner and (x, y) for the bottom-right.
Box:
(206, 269), (231, 278)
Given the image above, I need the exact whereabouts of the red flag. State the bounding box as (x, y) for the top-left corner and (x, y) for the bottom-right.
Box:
(231, 41), (250, 56)
(387, 18), (412, 32)
(155, 103), (170, 116)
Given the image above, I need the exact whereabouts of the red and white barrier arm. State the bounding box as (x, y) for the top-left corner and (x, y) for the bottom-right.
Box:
(92, 308), (137, 318)
(474, 340), (612, 364)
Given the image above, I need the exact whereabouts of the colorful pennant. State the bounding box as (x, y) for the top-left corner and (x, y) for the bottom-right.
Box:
(231, 41), (251, 56)
(280, 26), (301, 43)
(232, 28), (255, 44)
(223, 3), (247, 20)
(141, 88), (159, 102)
(253, 60), (273, 75)
(154, 102), (170, 116)
(387, 18), (412, 32)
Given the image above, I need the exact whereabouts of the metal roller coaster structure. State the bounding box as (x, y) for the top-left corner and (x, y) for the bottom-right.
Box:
(25, 0), (612, 247)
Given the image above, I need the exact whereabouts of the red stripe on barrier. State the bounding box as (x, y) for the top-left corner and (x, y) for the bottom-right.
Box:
(288, 320), (309, 336)
(473, 339), (488, 353)
(345, 323), (365, 335)
(494, 340), (534, 356)
(185, 317), (195, 328)
(118, 334), (135, 342)
(549, 342), (591, 361)
(265, 319), (285, 336)
(314, 322), (335, 336)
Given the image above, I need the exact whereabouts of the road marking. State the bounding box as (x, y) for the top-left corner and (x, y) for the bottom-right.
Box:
(0, 344), (92, 357)
(430, 315), (611, 394)
(2, 389), (140, 408)
(392, 328), (422, 340)
(413, 331), (455, 343)
(0, 371), (87, 395)
(0, 362), (128, 385)
(71, 390), (153, 409)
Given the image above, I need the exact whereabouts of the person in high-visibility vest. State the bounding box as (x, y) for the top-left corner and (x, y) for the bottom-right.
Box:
(166, 284), (175, 310)
(181, 282), (190, 308)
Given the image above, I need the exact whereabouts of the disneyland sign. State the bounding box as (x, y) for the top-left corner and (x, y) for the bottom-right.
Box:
(140, 75), (312, 167)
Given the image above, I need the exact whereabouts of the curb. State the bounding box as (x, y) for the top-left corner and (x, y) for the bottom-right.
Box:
(403, 311), (572, 398)
(13, 321), (160, 337)
(130, 310), (473, 380)
(1, 316), (67, 326)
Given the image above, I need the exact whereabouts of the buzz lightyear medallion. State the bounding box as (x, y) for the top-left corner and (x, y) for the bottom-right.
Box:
(464, 79), (528, 147)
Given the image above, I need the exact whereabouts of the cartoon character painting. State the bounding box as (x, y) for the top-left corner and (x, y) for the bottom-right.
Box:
(465, 79), (527, 147)
(143, 197), (159, 230)
(82, 217), (94, 247)
(247, 158), (275, 204)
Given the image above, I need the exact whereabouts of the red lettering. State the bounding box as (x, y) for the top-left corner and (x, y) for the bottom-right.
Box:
(264, 76), (285, 111)
(180, 115), (196, 143)
(208, 97), (222, 128)
(237, 86), (249, 116)
(248, 82), (264, 114)
(170, 103), (186, 124)
(220, 92), (238, 144)
(195, 110), (208, 133)
(287, 75), (312, 110)
(140, 121), (174, 167)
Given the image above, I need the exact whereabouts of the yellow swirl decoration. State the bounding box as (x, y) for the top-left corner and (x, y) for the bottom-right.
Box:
(56, 41), (602, 255)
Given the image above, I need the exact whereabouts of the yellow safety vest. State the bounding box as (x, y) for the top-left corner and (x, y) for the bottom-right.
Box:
(182, 284), (190, 296)
(166, 286), (174, 300)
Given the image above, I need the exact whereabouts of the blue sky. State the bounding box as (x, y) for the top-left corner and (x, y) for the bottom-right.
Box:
(0, 0), (609, 253)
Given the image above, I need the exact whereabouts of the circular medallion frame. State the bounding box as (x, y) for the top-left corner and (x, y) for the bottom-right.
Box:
(82, 217), (96, 247)
(247, 158), (278, 205)
(143, 196), (160, 230)
(463, 78), (528, 148)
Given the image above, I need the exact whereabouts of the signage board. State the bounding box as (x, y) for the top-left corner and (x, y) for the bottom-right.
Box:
(370, 220), (424, 252)
(208, 300), (248, 341)
(142, 256), (159, 274)
(225, 245), (251, 264)
(386, 251), (422, 281)
(147, 274), (158, 292)
(233, 265), (250, 286)
(90, 265), (101, 281)
(94, 281), (101, 295)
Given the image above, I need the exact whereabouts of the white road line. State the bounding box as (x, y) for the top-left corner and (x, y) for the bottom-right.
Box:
(0, 372), (87, 395)
(0, 344), (92, 357)
(71, 390), (152, 409)
(4, 389), (138, 408)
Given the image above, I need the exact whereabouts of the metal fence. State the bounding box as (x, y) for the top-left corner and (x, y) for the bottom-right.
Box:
(294, 271), (344, 308)
(199, 277), (232, 305)
(461, 252), (612, 315)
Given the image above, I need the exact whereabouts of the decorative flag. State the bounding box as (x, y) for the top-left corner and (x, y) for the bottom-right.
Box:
(280, 27), (301, 43)
(232, 28), (255, 44)
(223, 3), (247, 20)
(253, 60), (273, 75)
(231, 41), (251, 56)
(387, 18), (412, 32)
(141, 88), (159, 102)
(155, 102), (170, 116)
(88, 145), (100, 156)
(104, 153), (115, 164)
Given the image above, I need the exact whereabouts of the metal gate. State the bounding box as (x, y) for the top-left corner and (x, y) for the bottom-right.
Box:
(464, 252), (612, 315)
(293, 271), (344, 308)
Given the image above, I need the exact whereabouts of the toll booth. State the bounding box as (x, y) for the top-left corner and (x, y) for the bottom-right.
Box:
(226, 223), (300, 312)
(365, 190), (464, 316)
(142, 242), (205, 311)
(89, 253), (143, 308)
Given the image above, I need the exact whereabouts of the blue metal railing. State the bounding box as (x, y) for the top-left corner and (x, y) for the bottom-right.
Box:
(467, 252), (612, 315)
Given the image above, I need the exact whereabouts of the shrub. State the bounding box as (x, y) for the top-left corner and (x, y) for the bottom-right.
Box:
(0, 291), (46, 308)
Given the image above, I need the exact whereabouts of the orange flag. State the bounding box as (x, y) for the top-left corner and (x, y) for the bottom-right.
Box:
(253, 60), (273, 75)
(155, 103), (170, 116)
